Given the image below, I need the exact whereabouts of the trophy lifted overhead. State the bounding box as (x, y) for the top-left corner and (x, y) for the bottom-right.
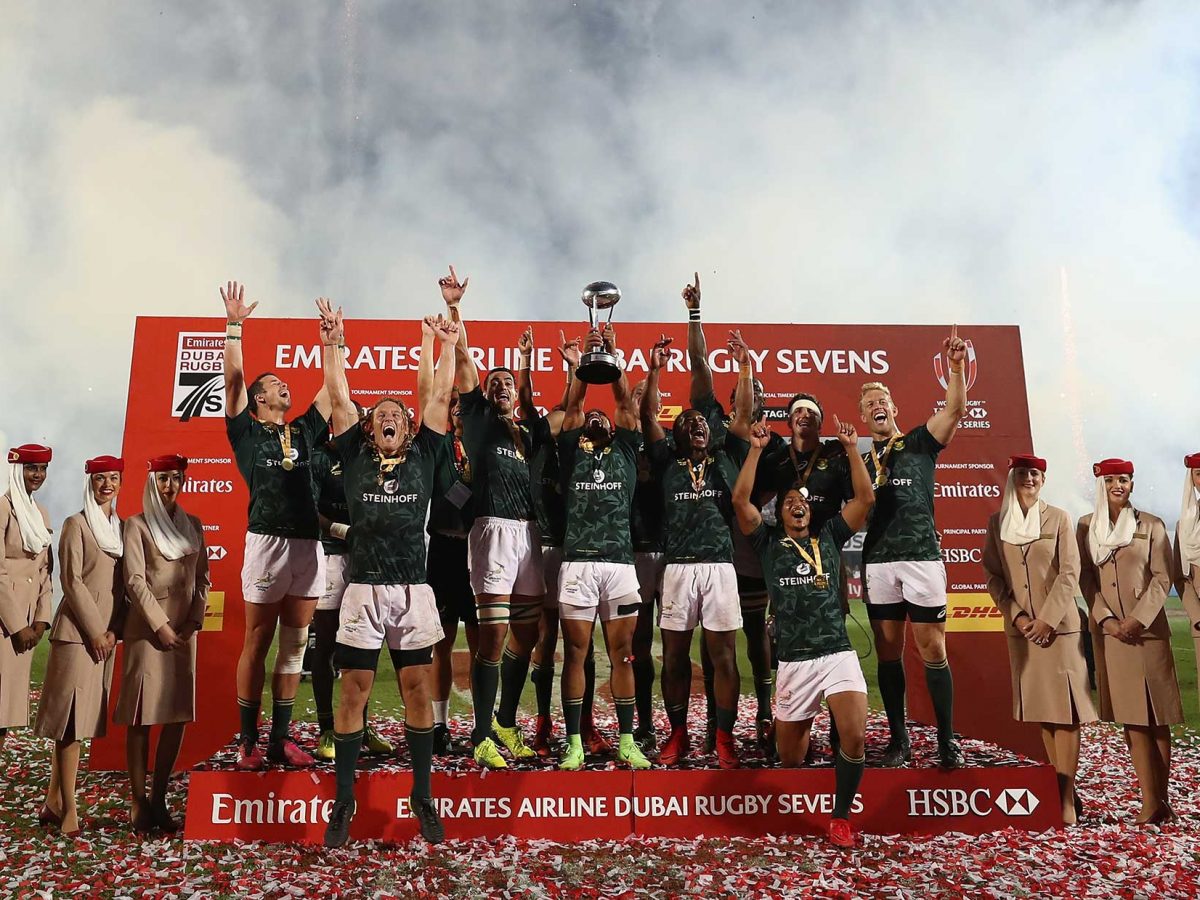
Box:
(576, 281), (623, 384)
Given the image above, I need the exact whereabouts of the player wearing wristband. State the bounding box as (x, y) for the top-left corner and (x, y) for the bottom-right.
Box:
(859, 326), (968, 769)
(221, 282), (334, 770)
(734, 418), (874, 849)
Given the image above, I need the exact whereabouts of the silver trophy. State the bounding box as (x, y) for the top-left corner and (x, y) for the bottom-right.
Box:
(577, 281), (623, 384)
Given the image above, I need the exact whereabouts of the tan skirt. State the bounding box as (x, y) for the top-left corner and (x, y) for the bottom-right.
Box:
(1093, 630), (1184, 727)
(0, 631), (36, 729)
(114, 635), (198, 726)
(34, 640), (115, 741)
(1006, 632), (1098, 725)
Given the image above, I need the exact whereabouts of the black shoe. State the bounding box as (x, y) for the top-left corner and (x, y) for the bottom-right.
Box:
(411, 795), (445, 844)
(324, 798), (355, 848)
(633, 725), (657, 754)
(433, 724), (452, 756)
(937, 739), (965, 770)
(703, 717), (717, 754)
(880, 738), (912, 768)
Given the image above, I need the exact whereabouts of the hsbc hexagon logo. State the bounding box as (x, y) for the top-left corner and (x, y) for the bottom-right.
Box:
(933, 339), (978, 391)
(206, 545), (227, 561)
(994, 788), (1039, 816)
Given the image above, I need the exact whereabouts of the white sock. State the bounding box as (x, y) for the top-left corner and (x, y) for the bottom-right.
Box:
(433, 700), (449, 725)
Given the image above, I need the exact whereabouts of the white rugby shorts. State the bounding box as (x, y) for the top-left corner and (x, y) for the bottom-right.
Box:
(864, 560), (947, 608)
(557, 560), (640, 622)
(241, 533), (325, 605)
(659, 562), (742, 633)
(316, 553), (350, 611)
(468, 517), (546, 597)
(336, 582), (445, 651)
(775, 651), (867, 722)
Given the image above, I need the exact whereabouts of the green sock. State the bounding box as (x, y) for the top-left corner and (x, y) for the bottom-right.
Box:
(269, 699), (294, 746)
(237, 698), (260, 750)
(833, 749), (865, 819)
(924, 659), (955, 745)
(496, 647), (529, 729)
(877, 659), (908, 743)
(615, 696), (635, 735)
(333, 729), (363, 803)
(564, 696), (583, 737)
(406, 723), (434, 799)
(531, 661), (555, 719)
(470, 654), (501, 744)
(715, 706), (737, 734)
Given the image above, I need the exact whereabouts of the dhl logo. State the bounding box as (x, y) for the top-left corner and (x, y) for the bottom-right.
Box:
(659, 405), (684, 422)
(945, 593), (1003, 633)
(202, 590), (225, 633)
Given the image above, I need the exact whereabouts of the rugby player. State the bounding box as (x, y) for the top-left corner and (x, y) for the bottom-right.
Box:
(221, 281), (330, 769)
(555, 326), (650, 771)
(684, 274), (782, 753)
(322, 307), (458, 848)
(859, 326), (968, 768)
(641, 332), (753, 769)
(734, 419), (875, 848)
(442, 267), (543, 769)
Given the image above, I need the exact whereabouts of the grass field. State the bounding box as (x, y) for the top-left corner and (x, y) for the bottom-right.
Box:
(27, 597), (1199, 732)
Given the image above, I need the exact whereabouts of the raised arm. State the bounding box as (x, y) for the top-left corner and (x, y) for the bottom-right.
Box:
(221, 280), (259, 417)
(421, 316), (460, 435)
(417, 314), (436, 409)
(834, 416), (874, 532)
(640, 336), (670, 443)
(317, 300), (356, 437)
(439, 265), (478, 391)
(606, 325), (638, 431)
(549, 332), (580, 435)
(516, 326), (539, 421)
(684, 273), (713, 405)
(734, 423), (771, 535)
(927, 325), (967, 445)
(561, 329), (596, 432)
(727, 329), (754, 439)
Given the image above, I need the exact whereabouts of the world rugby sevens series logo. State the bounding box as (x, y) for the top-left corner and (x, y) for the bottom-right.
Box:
(933, 339), (977, 391)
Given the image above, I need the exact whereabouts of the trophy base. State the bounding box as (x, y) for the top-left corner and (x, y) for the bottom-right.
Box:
(577, 353), (622, 385)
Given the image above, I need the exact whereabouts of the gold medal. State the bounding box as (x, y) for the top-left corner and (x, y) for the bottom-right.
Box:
(278, 423), (295, 471)
(814, 573), (830, 590)
(281, 457), (295, 472)
(868, 433), (901, 490)
(783, 535), (828, 590)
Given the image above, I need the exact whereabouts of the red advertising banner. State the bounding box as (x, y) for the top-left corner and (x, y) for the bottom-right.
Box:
(183, 765), (1060, 843)
(94, 317), (1036, 770)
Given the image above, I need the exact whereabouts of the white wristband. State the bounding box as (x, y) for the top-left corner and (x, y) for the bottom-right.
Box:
(330, 523), (349, 540)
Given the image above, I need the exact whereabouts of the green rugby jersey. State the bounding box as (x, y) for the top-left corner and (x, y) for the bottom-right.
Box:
(528, 417), (567, 548)
(861, 424), (944, 564)
(758, 440), (854, 533)
(226, 404), (329, 539)
(646, 437), (740, 564)
(749, 516), (855, 662)
(459, 387), (535, 521)
(558, 427), (639, 564)
(331, 423), (442, 585)
(427, 433), (473, 536)
(311, 446), (349, 556)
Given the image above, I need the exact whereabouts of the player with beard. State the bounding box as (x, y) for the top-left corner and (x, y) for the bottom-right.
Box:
(222, 281), (333, 769)
(859, 326), (968, 769)
(440, 267), (543, 769)
(684, 274), (783, 754)
(427, 385), (479, 755)
(734, 419), (875, 848)
(322, 305), (458, 847)
(555, 327), (650, 771)
(641, 332), (753, 768)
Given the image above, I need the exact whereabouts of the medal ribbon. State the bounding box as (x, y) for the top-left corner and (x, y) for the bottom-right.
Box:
(790, 445), (821, 489)
(869, 433), (901, 490)
(783, 535), (825, 586)
(278, 423), (294, 469)
(687, 457), (709, 494)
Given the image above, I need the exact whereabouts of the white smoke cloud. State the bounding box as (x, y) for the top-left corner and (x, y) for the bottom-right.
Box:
(2, 1), (1198, 526)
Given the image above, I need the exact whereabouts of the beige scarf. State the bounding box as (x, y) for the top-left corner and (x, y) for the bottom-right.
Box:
(1178, 473), (1200, 577)
(999, 471), (1041, 546)
(83, 476), (123, 557)
(143, 476), (199, 561)
(6, 463), (52, 554)
(1087, 476), (1136, 565)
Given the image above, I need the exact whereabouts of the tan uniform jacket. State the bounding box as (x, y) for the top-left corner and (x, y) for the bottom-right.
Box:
(1171, 523), (1200, 700)
(0, 494), (53, 728)
(982, 502), (1096, 724)
(1077, 510), (1182, 726)
(114, 513), (209, 726)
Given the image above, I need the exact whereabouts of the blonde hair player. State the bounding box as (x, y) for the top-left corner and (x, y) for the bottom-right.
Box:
(981, 454), (1097, 825)
(1078, 458), (1182, 824)
(858, 326), (967, 769)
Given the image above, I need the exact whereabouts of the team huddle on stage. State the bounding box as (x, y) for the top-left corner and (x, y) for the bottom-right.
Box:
(3, 270), (1198, 850)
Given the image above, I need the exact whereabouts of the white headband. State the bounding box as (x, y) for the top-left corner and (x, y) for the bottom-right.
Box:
(788, 398), (822, 419)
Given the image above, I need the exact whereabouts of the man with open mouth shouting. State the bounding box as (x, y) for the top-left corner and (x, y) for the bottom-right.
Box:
(322, 304), (460, 847)
(640, 329), (754, 769)
(442, 266), (545, 770)
(859, 326), (968, 769)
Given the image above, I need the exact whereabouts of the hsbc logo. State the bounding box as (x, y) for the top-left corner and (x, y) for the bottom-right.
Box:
(183, 478), (235, 494)
(206, 545), (227, 561)
(934, 340), (978, 391)
(907, 787), (1039, 817)
(173, 332), (226, 421)
(942, 548), (983, 564)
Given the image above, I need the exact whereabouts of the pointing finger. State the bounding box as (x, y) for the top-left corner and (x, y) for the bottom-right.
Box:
(951, 323), (958, 340)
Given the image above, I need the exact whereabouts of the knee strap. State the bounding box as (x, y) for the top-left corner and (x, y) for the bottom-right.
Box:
(274, 624), (310, 675)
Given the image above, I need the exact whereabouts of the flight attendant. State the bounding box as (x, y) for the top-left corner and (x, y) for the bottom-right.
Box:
(1172, 452), (1200, 707)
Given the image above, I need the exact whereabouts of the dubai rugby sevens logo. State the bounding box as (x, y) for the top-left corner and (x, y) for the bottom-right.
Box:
(933, 339), (977, 391)
(173, 332), (225, 421)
